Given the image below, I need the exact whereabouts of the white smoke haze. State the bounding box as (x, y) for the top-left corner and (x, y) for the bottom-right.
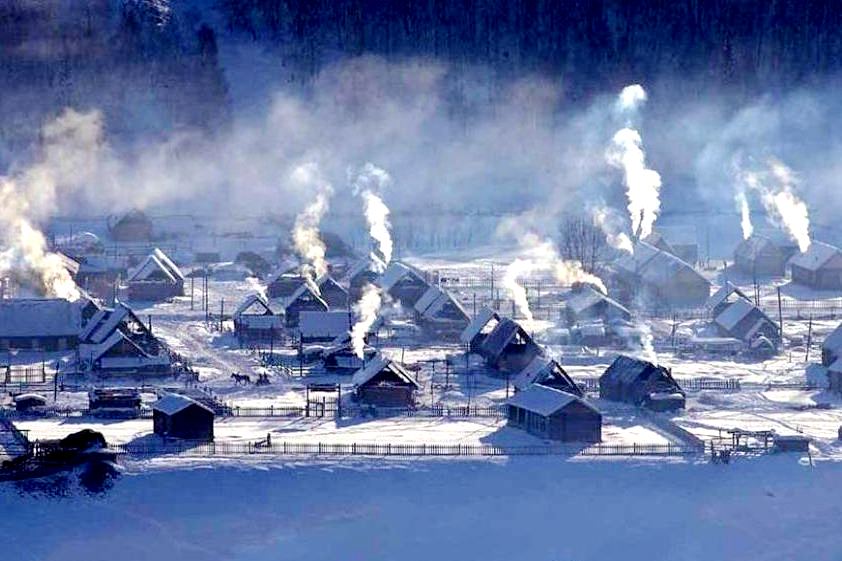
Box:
(607, 127), (663, 240)
(352, 163), (394, 271)
(351, 283), (382, 359)
(593, 207), (634, 254)
(739, 159), (811, 252)
(736, 191), (754, 240)
(290, 163), (333, 283)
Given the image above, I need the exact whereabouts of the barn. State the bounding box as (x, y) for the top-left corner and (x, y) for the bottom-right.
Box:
(379, 262), (430, 308)
(108, 209), (153, 242)
(734, 235), (795, 278)
(612, 241), (710, 309)
(281, 283), (329, 327)
(125, 248), (185, 301)
(599, 355), (686, 411)
(460, 307), (501, 353)
(413, 285), (470, 339)
(714, 299), (780, 350)
(153, 394), (214, 441)
(352, 356), (419, 407)
(506, 385), (602, 442)
(565, 284), (631, 325)
(233, 293), (284, 342)
(478, 319), (543, 373)
(346, 257), (386, 301)
(511, 356), (583, 396)
(299, 311), (352, 343)
(788, 241), (842, 291)
(315, 275), (350, 309)
(0, 298), (80, 351)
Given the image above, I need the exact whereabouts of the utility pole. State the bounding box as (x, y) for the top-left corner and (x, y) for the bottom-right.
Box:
(190, 275), (194, 310)
(777, 286), (784, 342)
(805, 315), (813, 363)
(220, 299), (224, 331)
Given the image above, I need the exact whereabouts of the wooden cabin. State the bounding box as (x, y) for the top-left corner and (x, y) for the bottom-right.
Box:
(153, 394), (214, 440)
(125, 248), (185, 301)
(506, 385), (602, 442)
(76, 256), (127, 300)
(734, 235), (794, 278)
(316, 275), (350, 309)
(565, 284), (631, 325)
(599, 355), (685, 411)
(233, 293), (284, 343)
(352, 356), (419, 407)
(612, 241), (710, 309)
(321, 336), (377, 372)
(705, 282), (752, 318)
(478, 319), (543, 373)
(281, 283), (329, 327)
(788, 241), (842, 291)
(379, 262), (430, 308)
(714, 299), (780, 350)
(108, 209), (153, 242)
(299, 311), (352, 344)
(511, 356), (583, 396)
(0, 298), (80, 351)
(413, 286), (470, 340)
(460, 307), (501, 353)
(267, 267), (306, 299)
(346, 258), (385, 301)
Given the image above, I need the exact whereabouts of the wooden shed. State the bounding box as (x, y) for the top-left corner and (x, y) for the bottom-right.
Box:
(511, 356), (583, 396)
(352, 356), (419, 407)
(705, 282), (752, 318)
(379, 262), (430, 308)
(153, 394), (214, 441)
(478, 319), (543, 373)
(413, 285), (470, 340)
(233, 293), (284, 342)
(565, 284), (631, 325)
(714, 299), (780, 349)
(788, 241), (842, 290)
(13, 393), (47, 413)
(322, 337), (377, 372)
(506, 385), (602, 442)
(599, 355), (685, 411)
(266, 267), (307, 299)
(316, 275), (350, 309)
(89, 388), (142, 417)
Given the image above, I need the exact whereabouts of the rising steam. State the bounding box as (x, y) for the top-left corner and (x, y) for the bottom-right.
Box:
(636, 322), (657, 364)
(740, 159), (811, 252)
(593, 207), (634, 253)
(351, 283), (381, 359)
(503, 258), (535, 329)
(352, 163), (394, 271)
(290, 163), (333, 284)
(736, 191), (753, 240)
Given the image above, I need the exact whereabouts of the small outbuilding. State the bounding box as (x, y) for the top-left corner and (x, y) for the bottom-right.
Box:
(89, 388), (142, 417)
(352, 356), (419, 407)
(788, 241), (842, 291)
(599, 355), (686, 411)
(413, 285), (470, 340)
(705, 282), (752, 318)
(714, 299), (780, 349)
(506, 385), (602, 442)
(13, 393), (48, 413)
(322, 337), (377, 372)
(153, 394), (214, 441)
(233, 293), (284, 342)
(565, 284), (632, 325)
(478, 319), (543, 373)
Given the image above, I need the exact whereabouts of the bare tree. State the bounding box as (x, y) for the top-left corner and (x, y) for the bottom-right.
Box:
(558, 214), (607, 274)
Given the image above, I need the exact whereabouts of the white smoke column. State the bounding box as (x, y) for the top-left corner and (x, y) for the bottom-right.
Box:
(615, 84), (648, 116)
(736, 191), (753, 240)
(740, 160), (811, 252)
(593, 207), (634, 254)
(290, 163), (333, 284)
(607, 128), (662, 239)
(353, 163), (393, 272)
(0, 109), (104, 301)
(636, 322), (657, 364)
(555, 260), (607, 295)
(503, 258), (535, 329)
(351, 283), (381, 359)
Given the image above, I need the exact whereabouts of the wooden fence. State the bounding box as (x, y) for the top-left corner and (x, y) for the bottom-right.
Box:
(110, 440), (697, 459)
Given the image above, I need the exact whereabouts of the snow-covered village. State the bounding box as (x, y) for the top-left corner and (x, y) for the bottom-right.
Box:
(4, 2), (842, 561)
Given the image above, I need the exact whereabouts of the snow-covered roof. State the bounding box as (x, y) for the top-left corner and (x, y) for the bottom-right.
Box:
(705, 282), (751, 312)
(479, 319), (539, 363)
(822, 323), (842, 354)
(788, 241), (842, 272)
(346, 256), (386, 282)
(283, 282), (328, 311)
(152, 248), (185, 281)
(153, 394), (213, 416)
(379, 262), (426, 292)
(352, 355), (418, 388)
(566, 285), (631, 318)
(506, 385), (593, 417)
(299, 311), (352, 338)
(80, 308), (110, 342)
(734, 235), (779, 260)
(615, 241), (708, 290)
(0, 299), (80, 338)
(601, 355), (665, 386)
(714, 299), (755, 331)
(13, 393), (47, 404)
(234, 293), (272, 319)
(511, 356), (576, 392)
(89, 304), (131, 344)
(414, 285), (468, 321)
(460, 307), (500, 345)
(127, 254), (176, 283)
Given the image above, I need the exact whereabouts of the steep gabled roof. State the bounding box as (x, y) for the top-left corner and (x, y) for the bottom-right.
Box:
(283, 281), (328, 310)
(414, 285), (468, 321)
(127, 254), (176, 283)
(601, 355), (662, 386)
(734, 234), (779, 261)
(506, 385), (597, 417)
(479, 319), (538, 363)
(788, 241), (842, 272)
(153, 394), (212, 416)
(822, 323), (842, 354)
(566, 285), (631, 319)
(511, 356), (582, 396)
(352, 355), (419, 388)
(234, 293), (273, 319)
(715, 299), (758, 332)
(460, 307), (501, 345)
(706, 282), (751, 312)
(379, 262), (427, 292)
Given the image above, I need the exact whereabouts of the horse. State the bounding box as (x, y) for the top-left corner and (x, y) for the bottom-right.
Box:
(231, 373), (251, 385)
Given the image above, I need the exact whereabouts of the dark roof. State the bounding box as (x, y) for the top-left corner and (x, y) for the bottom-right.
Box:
(600, 355), (678, 389)
(479, 319), (536, 363)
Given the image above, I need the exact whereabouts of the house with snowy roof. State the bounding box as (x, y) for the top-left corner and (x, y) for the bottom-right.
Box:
(346, 257), (386, 301)
(705, 281), (752, 318)
(315, 275), (350, 309)
(266, 266), (308, 299)
(611, 241), (710, 309)
(379, 262), (430, 308)
(733, 234), (796, 278)
(125, 248), (185, 301)
(280, 282), (328, 327)
(153, 394), (214, 440)
(460, 307), (501, 353)
(713, 298), (780, 352)
(233, 293), (284, 342)
(0, 298), (81, 352)
(298, 311), (352, 343)
(76, 255), (128, 300)
(108, 209), (153, 242)
(352, 355), (419, 407)
(506, 385), (601, 442)
(599, 355), (685, 411)
(413, 285), (470, 340)
(788, 241), (842, 290)
(511, 356), (583, 396)
(821, 324), (842, 368)
(322, 337), (377, 372)
(565, 284), (631, 325)
(478, 318), (543, 373)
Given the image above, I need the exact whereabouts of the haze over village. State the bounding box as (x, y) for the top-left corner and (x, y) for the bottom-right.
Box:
(3, 2), (842, 560)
